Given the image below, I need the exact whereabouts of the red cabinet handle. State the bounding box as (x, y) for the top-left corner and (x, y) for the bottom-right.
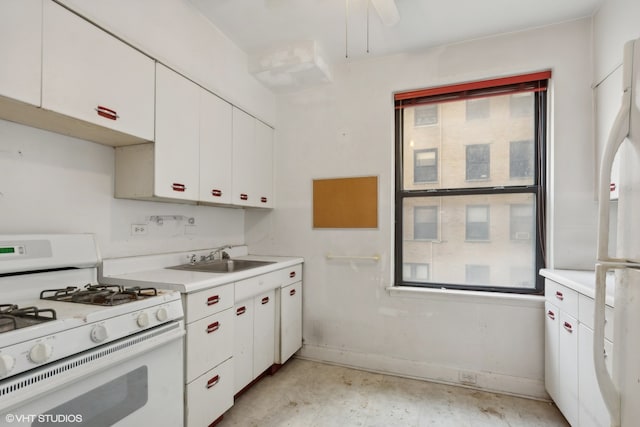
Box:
(261, 296), (270, 305)
(211, 189), (222, 197)
(289, 271), (296, 278)
(610, 183), (616, 192)
(547, 310), (555, 320)
(261, 197), (268, 203)
(289, 289), (296, 296)
(240, 193), (248, 201)
(207, 321), (220, 334)
(206, 375), (220, 389)
(95, 105), (119, 120)
(207, 295), (220, 306)
(172, 183), (186, 192)
(236, 306), (246, 316)
(555, 291), (564, 301)
(563, 321), (573, 333)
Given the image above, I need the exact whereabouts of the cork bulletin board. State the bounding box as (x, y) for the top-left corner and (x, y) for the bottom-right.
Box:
(312, 176), (378, 228)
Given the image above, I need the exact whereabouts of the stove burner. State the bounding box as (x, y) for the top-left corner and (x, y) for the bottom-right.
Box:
(0, 304), (57, 333)
(40, 284), (158, 307)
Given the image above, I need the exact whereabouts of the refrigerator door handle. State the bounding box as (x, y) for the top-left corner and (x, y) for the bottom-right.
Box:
(594, 88), (631, 427)
(594, 264), (621, 427)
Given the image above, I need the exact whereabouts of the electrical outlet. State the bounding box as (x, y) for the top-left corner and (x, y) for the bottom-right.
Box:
(459, 371), (477, 385)
(131, 224), (148, 236)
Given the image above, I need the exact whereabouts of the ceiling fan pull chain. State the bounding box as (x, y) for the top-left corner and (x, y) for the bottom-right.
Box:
(345, 0), (349, 58)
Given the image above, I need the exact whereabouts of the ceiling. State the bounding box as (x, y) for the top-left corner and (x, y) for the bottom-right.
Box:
(187, 0), (604, 90)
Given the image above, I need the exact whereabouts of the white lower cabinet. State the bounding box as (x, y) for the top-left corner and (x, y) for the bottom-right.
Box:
(279, 281), (302, 364)
(185, 358), (234, 427)
(544, 279), (614, 427)
(182, 283), (234, 426)
(233, 290), (275, 394)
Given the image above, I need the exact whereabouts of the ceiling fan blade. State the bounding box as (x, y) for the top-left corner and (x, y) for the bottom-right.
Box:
(370, 0), (400, 26)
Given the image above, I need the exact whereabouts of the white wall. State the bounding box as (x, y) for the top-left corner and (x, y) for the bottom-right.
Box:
(0, 119), (244, 258)
(246, 19), (595, 398)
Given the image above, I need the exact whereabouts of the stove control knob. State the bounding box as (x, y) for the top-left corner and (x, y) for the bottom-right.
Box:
(0, 354), (16, 377)
(29, 342), (53, 364)
(156, 307), (168, 322)
(90, 325), (109, 343)
(137, 312), (150, 328)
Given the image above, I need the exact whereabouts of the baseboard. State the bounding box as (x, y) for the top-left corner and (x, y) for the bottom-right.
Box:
(297, 344), (549, 401)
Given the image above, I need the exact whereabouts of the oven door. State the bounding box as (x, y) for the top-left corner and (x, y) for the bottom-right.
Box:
(0, 322), (184, 427)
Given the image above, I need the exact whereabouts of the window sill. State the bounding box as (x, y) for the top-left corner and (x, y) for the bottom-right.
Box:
(386, 285), (543, 308)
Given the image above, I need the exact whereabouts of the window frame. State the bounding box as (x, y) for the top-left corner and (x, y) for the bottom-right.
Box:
(394, 71), (548, 294)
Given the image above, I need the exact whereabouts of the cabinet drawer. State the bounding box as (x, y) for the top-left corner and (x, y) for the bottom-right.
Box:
(185, 308), (233, 383)
(185, 358), (234, 427)
(184, 283), (234, 323)
(278, 264), (302, 288)
(545, 279), (579, 318)
(235, 271), (280, 302)
(579, 295), (614, 342)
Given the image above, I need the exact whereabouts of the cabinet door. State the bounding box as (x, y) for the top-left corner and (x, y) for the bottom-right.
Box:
(253, 290), (276, 377)
(545, 301), (560, 402)
(254, 120), (274, 208)
(185, 308), (233, 384)
(558, 310), (579, 427)
(199, 91), (232, 204)
(231, 107), (255, 206)
(578, 324), (614, 427)
(0, 0), (41, 106)
(42, 1), (154, 140)
(154, 64), (200, 201)
(233, 300), (254, 394)
(280, 282), (302, 363)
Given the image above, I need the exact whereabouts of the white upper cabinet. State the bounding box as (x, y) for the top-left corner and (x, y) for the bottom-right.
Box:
(199, 92), (233, 205)
(42, 1), (154, 144)
(232, 107), (274, 208)
(154, 64), (200, 201)
(0, 0), (42, 107)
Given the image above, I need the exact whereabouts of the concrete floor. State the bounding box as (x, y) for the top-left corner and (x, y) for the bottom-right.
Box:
(218, 358), (569, 427)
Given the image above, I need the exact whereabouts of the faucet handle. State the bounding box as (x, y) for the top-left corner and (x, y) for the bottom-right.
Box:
(221, 251), (230, 260)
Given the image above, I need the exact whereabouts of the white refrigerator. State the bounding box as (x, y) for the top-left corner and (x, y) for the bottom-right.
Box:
(594, 37), (640, 427)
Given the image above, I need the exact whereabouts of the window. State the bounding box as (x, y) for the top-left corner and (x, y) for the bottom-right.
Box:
(466, 144), (490, 180)
(403, 263), (430, 282)
(414, 206), (438, 240)
(394, 71), (549, 293)
(510, 140), (534, 178)
(466, 205), (489, 241)
(414, 105), (438, 126)
(466, 98), (490, 120)
(510, 204), (533, 240)
(414, 149), (437, 183)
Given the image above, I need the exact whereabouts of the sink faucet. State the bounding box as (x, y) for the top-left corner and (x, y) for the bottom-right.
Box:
(209, 245), (232, 261)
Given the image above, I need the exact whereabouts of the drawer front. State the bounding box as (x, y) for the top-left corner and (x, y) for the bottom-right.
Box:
(185, 308), (234, 383)
(545, 279), (579, 319)
(278, 264), (302, 288)
(185, 358), (234, 427)
(579, 294), (614, 342)
(235, 271), (281, 302)
(184, 283), (234, 323)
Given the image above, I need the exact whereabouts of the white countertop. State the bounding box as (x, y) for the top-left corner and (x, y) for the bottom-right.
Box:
(540, 268), (616, 307)
(100, 254), (303, 294)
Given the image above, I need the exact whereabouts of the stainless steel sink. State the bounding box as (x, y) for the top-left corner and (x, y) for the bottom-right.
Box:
(166, 259), (274, 273)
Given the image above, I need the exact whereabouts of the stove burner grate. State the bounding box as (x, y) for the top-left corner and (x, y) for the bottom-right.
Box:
(40, 284), (158, 307)
(0, 304), (57, 333)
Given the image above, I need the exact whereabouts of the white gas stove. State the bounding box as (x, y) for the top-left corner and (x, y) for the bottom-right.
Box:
(0, 234), (185, 426)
